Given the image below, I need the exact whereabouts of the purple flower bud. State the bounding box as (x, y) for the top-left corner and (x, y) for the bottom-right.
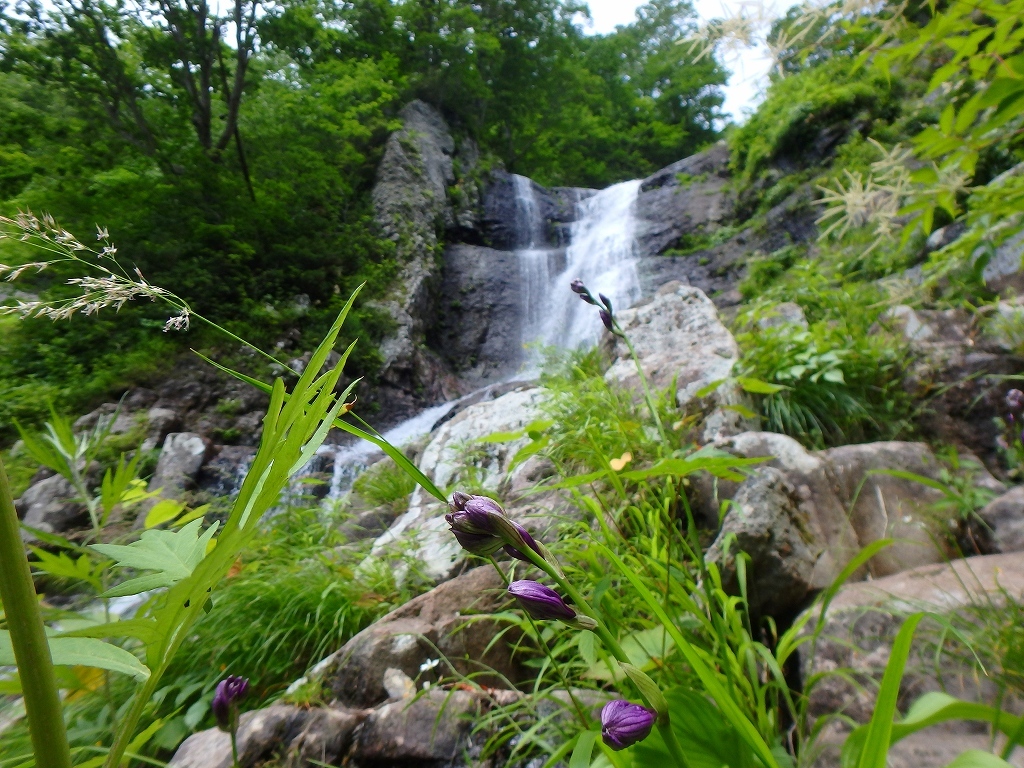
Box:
(502, 521), (543, 562)
(212, 676), (249, 731)
(570, 278), (598, 305)
(449, 491), (472, 513)
(446, 495), (504, 536)
(453, 528), (506, 556)
(598, 293), (613, 313)
(1008, 389), (1024, 411)
(601, 699), (656, 750)
(508, 580), (577, 622)
(599, 309), (614, 332)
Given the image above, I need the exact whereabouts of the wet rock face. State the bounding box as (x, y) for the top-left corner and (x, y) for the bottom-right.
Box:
(429, 243), (528, 386)
(480, 170), (586, 249)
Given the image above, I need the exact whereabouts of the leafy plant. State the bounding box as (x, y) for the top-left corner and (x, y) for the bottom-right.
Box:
(352, 458), (417, 512)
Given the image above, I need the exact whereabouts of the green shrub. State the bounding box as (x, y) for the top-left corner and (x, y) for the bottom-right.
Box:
(735, 306), (913, 448)
(730, 57), (900, 182)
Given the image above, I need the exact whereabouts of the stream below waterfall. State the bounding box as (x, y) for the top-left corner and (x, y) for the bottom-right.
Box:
(275, 173), (646, 504)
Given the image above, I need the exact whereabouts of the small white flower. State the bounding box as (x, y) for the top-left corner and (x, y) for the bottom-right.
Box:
(419, 658), (440, 674)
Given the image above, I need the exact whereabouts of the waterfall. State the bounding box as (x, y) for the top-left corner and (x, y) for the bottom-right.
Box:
(299, 175), (643, 504)
(541, 180), (643, 349)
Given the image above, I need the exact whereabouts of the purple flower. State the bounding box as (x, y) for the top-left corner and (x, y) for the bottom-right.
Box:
(601, 699), (656, 750)
(452, 528), (506, 556)
(1008, 389), (1024, 411)
(598, 293), (613, 313)
(570, 279), (599, 305)
(449, 491), (472, 513)
(508, 580), (577, 622)
(212, 676), (249, 731)
(599, 309), (614, 332)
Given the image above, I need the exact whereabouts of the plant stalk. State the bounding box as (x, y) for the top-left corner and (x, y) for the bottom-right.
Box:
(0, 455), (72, 768)
(614, 323), (669, 445)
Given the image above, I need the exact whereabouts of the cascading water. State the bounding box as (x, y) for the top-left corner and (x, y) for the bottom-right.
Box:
(295, 174), (644, 503)
(538, 180), (643, 349)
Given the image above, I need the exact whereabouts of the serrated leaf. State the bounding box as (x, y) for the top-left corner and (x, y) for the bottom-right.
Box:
(0, 632), (149, 681)
(91, 518), (219, 597)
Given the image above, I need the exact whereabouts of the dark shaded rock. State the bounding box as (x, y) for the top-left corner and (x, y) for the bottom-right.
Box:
(350, 689), (480, 765)
(429, 243), (530, 386)
(707, 466), (820, 618)
(479, 170), (589, 249)
(15, 474), (88, 535)
(882, 305), (1024, 471)
(325, 566), (524, 708)
(634, 142), (734, 259)
(195, 445), (256, 498)
(168, 704), (368, 768)
(979, 485), (1024, 553)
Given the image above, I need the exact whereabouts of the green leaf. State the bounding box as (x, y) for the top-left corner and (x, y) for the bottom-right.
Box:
(944, 751), (1015, 768)
(736, 376), (787, 394)
(0, 632), (150, 681)
(570, 730), (600, 768)
(91, 518), (219, 597)
(143, 499), (187, 529)
(54, 618), (159, 645)
(854, 613), (927, 768)
(619, 662), (669, 718)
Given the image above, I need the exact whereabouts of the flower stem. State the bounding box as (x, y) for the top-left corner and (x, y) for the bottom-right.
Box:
(0, 456), (72, 768)
(230, 726), (240, 768)
(517, 547), (689, 768)
(615, 323), (669, 445)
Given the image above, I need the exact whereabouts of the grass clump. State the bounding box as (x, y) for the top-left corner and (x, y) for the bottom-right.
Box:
(351, 457), (417, 512)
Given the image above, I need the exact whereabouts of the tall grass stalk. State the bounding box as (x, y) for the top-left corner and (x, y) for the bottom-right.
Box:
(0, 455), (72, 768)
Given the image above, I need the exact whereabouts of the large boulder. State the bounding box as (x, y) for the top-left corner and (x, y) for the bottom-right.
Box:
(134, 432), (209, 528)
(369, 386), (549, 582)
(706, 467), (821, 618)
(15, 474), (88, 535)
(322, 566), (524, 708)
(603, 282), (756, 442)
(700, 434), (1006, 617)
(801, 554), (1024, 768)
(978, 484), (1024, 553)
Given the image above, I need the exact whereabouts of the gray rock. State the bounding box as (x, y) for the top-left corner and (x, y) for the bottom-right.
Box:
(705, 432), (862, 594)
(603, 282), (755, 442)
(634, 142), (734, 259)
(168, 704), (367, 768)
(757, 301), (808, 330)
(430, 243), (528, 385)
(799, 554), (1024, 743)
(823, 442), (958, 577)
(339, 506), (403, 542)
(323, 566), (525, 708)
(134, 432), (209, 527)
(141, 407), (181, 451)
(369, 100), (460, 402)
(979, 485), (1024, 553)
(149, 433), (209, 496)
(350, 689), (480, 764)
(14, 474), (88, 535)
(706, 467), (820, 617)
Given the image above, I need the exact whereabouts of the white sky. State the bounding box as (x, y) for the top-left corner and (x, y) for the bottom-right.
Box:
(582, 0), (777, 123)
